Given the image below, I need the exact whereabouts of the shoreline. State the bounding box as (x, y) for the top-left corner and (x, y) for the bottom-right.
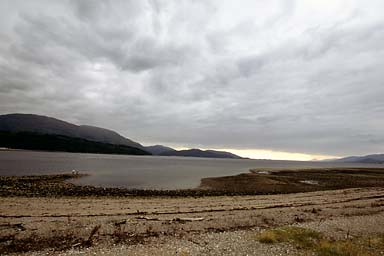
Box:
(0, 173), (255, 197)
(200, 167), (384, 193)
(2, 170), (384, 255)
(2, 167), (384, 198)
(1, 187), (384, 255)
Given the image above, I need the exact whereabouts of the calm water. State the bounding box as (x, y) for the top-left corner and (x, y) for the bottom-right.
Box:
(0, 150), (382, 189)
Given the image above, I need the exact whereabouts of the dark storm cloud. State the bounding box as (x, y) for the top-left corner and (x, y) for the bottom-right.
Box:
(1, 0), (384, 157)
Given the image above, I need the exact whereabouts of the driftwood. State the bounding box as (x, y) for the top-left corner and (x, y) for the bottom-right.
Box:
(173, 217), (204, 222)
(79, 224), (101, 247)
(136, 216), (160, 221)
(72, 224), (102, 248)
(136, 216), (204, 222)
(113, 220), (127, 226)
(0, 223), (26, 231)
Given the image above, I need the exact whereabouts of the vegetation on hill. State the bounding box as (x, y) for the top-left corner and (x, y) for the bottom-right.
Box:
(0, 114), (245, 159)
(0, 113), (144, 149)
(0, 131), (151, 155)
(333, 154), (384, 164)
(159, 148), (243, 159)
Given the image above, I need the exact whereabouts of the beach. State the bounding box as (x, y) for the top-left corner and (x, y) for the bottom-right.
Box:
(1, 169), (384, 255)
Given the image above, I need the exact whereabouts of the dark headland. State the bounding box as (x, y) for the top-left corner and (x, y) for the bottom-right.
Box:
(0, 113), (243, 159)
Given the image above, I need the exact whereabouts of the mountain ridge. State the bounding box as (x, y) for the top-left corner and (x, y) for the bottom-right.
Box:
(159, 148), (243, 159)
(0, 113), (144, 150)
(144, 145), (176, 155)
(0, 113), (244, 159)
(330, 154), (384, 164)
(0, 131), (150, 155)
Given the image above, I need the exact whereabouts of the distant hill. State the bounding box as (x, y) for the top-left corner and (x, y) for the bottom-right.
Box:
(0, 113), (144, 150)
(0, 131), (150, 155)
(145, 145), (176, 155)
(0, 113), (245, 159)
(146, 146), (244, 159)
(332, 154), (384, 164)
(159, 148), (243, 159)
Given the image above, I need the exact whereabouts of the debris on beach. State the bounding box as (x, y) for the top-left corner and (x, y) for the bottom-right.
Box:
(255, 171), (271, 175)
(136, 216), (205, 222)
(299, 180), (319, 185)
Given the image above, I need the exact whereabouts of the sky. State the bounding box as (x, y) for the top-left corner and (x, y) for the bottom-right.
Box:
(0, 0), (384, 160)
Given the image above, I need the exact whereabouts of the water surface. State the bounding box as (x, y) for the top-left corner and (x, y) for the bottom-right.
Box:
(0, 150), (382, 189)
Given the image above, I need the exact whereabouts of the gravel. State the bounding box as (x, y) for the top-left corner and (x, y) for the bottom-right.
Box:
(23, 229), (298, 256)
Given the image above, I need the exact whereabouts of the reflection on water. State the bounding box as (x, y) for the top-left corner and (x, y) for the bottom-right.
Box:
(0, 150), (381, 190)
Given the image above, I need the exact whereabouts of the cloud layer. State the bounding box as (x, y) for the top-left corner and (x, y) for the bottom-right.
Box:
(1, 0), (384, 156)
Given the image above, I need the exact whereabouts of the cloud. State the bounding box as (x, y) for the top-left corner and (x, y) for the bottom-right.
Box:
(0, 0), (384, 156)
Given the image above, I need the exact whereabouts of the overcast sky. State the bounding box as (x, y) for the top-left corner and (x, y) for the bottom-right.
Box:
(0, 0), (384, 160)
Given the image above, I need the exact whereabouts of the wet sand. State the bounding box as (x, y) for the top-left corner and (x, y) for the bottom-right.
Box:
(2, 167), (384, 197)
(200, 167), (384, 193)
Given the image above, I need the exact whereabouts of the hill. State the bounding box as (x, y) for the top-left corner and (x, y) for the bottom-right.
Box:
(0, 113), (144, 149)
(0, 131), (150, 155)
(0, 113), (244, 159)
(145, 145), (176, 155)
(0, 113), (151, 155)
(159, 148), (243, 159)
(333, 154), (384, 164)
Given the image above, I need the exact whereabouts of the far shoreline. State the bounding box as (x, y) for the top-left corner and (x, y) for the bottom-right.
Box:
(0, 147), (322, 162)
(2, 167), (384, 198)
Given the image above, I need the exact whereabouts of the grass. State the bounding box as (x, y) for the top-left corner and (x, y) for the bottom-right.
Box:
(1, 232), (81, 254)
(201, 167), (384, 194)
(0, 224), (102, 254)
(256, 226), (321, 248)
(316, 236), (384, 256)
(1, 223), (158, 254)
(256, 227), (384, 256)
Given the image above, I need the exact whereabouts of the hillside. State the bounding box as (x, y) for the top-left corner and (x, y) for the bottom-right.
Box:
(0, 113), (144, 150)
(0, 113), (244, 159)
(0, 131), (150, 155)
(145, 145), (176, 155)
(159, 148), (243, 159)
(333, 154), (384, 164)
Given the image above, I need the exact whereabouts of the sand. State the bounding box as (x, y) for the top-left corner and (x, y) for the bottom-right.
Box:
(1, 187), (384, 255)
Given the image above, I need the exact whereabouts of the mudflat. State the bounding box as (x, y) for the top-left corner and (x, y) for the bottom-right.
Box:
(1, 168), (384, 255)
(3, 167), (384, 197)
(200, 167), (384, 193)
